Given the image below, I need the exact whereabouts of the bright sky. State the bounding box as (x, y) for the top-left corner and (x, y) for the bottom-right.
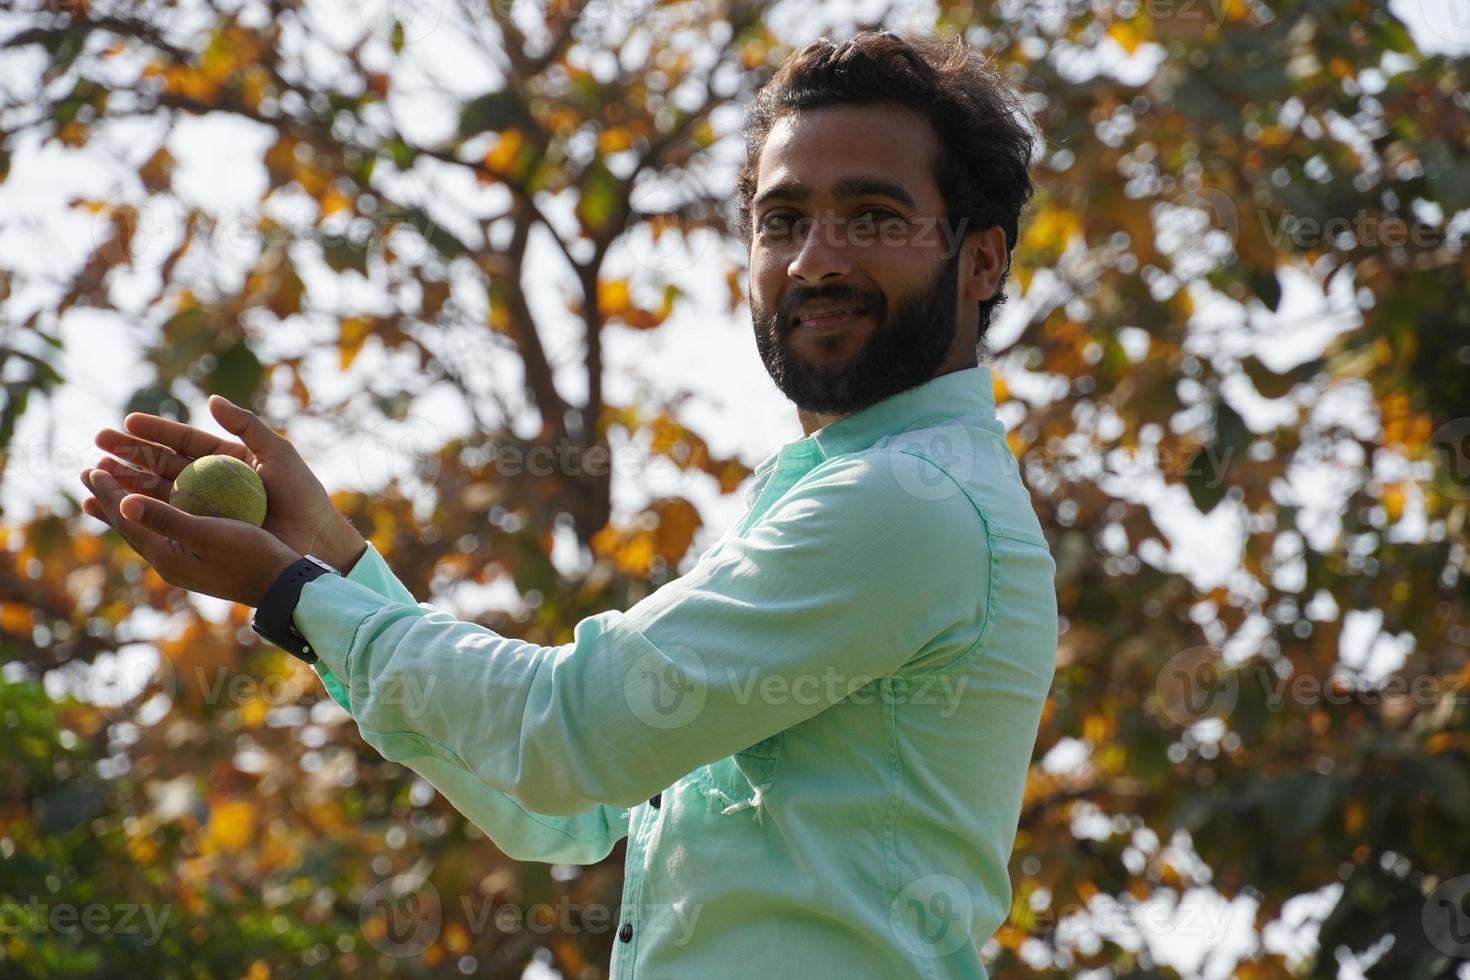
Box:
(2, 1), (1465, 977)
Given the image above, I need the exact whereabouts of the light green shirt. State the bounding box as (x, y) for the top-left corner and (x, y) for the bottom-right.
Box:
(295, 363), (1058, 979)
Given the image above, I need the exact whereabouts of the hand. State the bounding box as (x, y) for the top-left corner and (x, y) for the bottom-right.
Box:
(80, 467), (302, 606)
(85, 395), (366, 573)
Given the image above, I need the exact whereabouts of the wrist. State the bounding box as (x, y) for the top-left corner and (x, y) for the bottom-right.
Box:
(321, 518), (369, 575)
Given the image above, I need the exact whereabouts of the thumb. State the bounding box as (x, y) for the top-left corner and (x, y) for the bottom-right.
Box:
(209, 395), (289, 457)
(121, 493), (209, 540)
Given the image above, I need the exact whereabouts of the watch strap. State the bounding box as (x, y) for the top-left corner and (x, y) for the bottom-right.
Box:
(251, 555), (339, 664)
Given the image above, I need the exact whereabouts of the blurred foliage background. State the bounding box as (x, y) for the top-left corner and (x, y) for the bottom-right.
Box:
(1, 0), (1468, 976)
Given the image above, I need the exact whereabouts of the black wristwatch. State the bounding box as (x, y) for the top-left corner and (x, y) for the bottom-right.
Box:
(250, 554), (341, 664)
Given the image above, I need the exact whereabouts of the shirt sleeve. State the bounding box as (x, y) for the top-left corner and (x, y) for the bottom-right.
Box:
(293, 451), (988, 818)
(308, 539), (630, 864)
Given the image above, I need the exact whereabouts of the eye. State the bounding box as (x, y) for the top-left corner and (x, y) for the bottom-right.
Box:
(759, 211), (811, 238)
(760, 212), (794, 232)
(854, 207), (904, 228)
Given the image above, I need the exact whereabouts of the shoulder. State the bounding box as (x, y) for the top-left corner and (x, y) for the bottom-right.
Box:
(781, 442), (987, 551)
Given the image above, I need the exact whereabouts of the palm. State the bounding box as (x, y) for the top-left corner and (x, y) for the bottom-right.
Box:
(254, 457), (332, 555)
(87, 401), (335, 558)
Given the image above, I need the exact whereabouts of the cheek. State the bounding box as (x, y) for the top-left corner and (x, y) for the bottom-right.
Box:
(873, 250), (942, 298)
(750, 244), (782, 275)
(748, 252), (782, 304)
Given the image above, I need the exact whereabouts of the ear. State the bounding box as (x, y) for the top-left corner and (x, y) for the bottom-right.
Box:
(960, 226), (1009, 304)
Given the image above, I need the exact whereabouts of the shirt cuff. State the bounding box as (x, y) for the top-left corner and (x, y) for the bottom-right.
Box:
(340, 539), (418, 606)
(295, 541), (421, 712)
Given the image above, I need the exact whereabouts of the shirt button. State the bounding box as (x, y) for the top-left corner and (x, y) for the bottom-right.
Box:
(618, 922), (633, 943)
(649, 792), (661, 809)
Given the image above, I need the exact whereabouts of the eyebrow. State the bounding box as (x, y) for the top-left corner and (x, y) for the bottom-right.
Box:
(752, 175), (918, 212)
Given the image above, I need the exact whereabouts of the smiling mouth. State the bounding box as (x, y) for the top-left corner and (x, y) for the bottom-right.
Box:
(793, 308), (869, 331)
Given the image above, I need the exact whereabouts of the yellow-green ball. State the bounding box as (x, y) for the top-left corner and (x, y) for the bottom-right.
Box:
(170, 454), (268, 526)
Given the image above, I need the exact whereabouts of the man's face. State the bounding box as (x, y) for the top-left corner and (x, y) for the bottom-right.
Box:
(748, 102), (970, 415)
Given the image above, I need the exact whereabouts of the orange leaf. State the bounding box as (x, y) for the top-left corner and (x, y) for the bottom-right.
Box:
(652, 497), (702, 563)
(484, 128), (524, 175)
(598, 278), (630, 316)
(597, 125), (634, 153)
(0, 601), (32, 634)
(340, 316), (373, 370)
(198, 799), (256, 855)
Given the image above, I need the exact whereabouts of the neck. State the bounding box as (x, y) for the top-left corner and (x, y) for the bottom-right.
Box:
(795, 362), (979, 437)
(797, 408), (843, 437)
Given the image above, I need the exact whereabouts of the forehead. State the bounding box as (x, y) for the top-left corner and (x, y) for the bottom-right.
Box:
(752, 102), (943, 207)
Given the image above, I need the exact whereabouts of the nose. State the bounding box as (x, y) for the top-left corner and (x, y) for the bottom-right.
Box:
(786, 212), (853, 285)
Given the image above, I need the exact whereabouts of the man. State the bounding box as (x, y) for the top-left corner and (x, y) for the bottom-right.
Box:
(81, 30), (1057, 979)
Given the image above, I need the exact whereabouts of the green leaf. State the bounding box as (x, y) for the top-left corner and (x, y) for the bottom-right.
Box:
(1185, 397), (1250, 514)
(382, 204), (465, 259)
(1241, 354), (1323, 399)
(1266, 770), (1334, 840)
(1166, 790), (1218, 833)
(1248, 267), (1282, 312)
(3, 349), (65, 389)
(0, 381), (31, 447)
(1420, 756), (1470, 824)
(124, 382), (189, 423)
(35, 781), (108, 835)
(382, 138), (417, 171)
(322, 235), (370, 275)
(576, 156), (621, 235)
(206, 342), (263, 408)
(458, 90), (533, 138)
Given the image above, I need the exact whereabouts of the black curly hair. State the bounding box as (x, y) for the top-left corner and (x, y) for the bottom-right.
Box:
(734, 30), (1038, 355)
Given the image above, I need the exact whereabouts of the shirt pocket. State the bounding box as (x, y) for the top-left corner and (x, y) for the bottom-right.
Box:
(690, 732), (784, 814)
(732, 732), (783, 793)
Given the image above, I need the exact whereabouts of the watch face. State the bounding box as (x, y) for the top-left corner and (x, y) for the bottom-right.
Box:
(303, 554), (338, 574)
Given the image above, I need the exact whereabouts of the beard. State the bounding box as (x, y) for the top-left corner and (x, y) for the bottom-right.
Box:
(751, 246), (962, 415)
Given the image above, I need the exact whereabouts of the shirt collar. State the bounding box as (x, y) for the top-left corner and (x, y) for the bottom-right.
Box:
(752, 364), (999, 475)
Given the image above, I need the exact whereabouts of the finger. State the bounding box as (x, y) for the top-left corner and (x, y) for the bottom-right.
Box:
(84, 469), (171, 555)
(95, 426), (199, 484)
(80, 470), (111, 524)
(119, 412), (250, 467)
(81, 494), (111, 526)
(115, 489), (218, 550)
(90, 456), (172, 501)
(207, 395), (293, 460)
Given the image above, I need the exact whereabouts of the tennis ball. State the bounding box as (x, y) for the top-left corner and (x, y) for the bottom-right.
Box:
(170, 454), (268, 526)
